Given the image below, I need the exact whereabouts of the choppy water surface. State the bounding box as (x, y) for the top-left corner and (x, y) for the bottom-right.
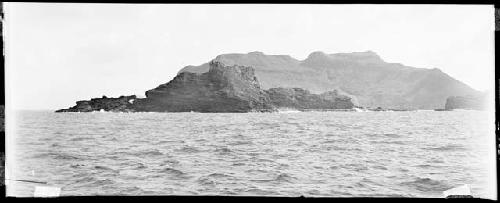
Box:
(8, 110), (496, 198)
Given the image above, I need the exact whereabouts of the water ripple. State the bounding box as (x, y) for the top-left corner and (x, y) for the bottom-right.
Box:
(9, 110), (495, 198)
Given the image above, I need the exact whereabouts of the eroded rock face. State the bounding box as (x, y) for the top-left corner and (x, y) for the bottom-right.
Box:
(265, 88), (354, 110)
(131, 60), (275, 112)
(445, 94), (486, 110)
(55, 95), (137, 112)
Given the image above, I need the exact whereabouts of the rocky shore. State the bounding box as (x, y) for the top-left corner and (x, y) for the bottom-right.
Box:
(55, 95), (137, 112)
(56, 61), (355, 113)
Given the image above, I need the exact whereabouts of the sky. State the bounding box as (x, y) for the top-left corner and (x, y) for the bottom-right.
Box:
(4, 3), (495, 110)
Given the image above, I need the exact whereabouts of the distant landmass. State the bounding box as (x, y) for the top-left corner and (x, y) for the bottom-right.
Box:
(180, 51), (479, 110)
(57, 51), (484, 113)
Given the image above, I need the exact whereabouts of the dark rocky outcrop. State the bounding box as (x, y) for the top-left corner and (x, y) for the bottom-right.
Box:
(265, 88), (353, 110)
(180, 51), (479, 110)
(133, 60), (275, 113)
(444, 94), (487, 110)
(56, 60), (356, 113)
(55, 95), (137, 112)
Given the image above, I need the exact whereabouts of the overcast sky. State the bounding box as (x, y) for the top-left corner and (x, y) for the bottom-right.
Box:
(4, 3), (495, 110)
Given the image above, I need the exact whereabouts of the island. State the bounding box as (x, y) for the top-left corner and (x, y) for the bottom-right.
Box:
(57, 50), (483, 113)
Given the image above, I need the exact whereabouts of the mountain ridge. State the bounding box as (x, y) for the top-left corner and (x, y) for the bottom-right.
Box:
(179, 51), (478, 109)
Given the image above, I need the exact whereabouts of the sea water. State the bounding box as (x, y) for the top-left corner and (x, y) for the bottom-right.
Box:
(6, 110), (496, 198)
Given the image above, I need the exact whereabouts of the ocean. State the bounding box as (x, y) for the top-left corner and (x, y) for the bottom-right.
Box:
(6, 110), (497, 198)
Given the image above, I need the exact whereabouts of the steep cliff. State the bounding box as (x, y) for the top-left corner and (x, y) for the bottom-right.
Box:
(179, 51), (479, 109)
(133, 60), (274, 112)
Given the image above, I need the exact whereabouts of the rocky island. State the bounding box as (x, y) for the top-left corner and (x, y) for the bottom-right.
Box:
(57, 51), (483, 113)
(56, 60), (354, 113)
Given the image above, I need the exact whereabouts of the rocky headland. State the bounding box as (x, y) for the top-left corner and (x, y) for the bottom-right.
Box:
(56, 60), (354, 113)
(444, 94), (487, 110)
(132, 60), (275, 113)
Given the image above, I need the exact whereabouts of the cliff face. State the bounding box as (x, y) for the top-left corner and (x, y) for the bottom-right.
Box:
(134, 60), (274, 112)
(266, 88), (354, 110)
(55, 95), (137, 112)
(179, 51), (479, 109)
(445, 94), (487, 110)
